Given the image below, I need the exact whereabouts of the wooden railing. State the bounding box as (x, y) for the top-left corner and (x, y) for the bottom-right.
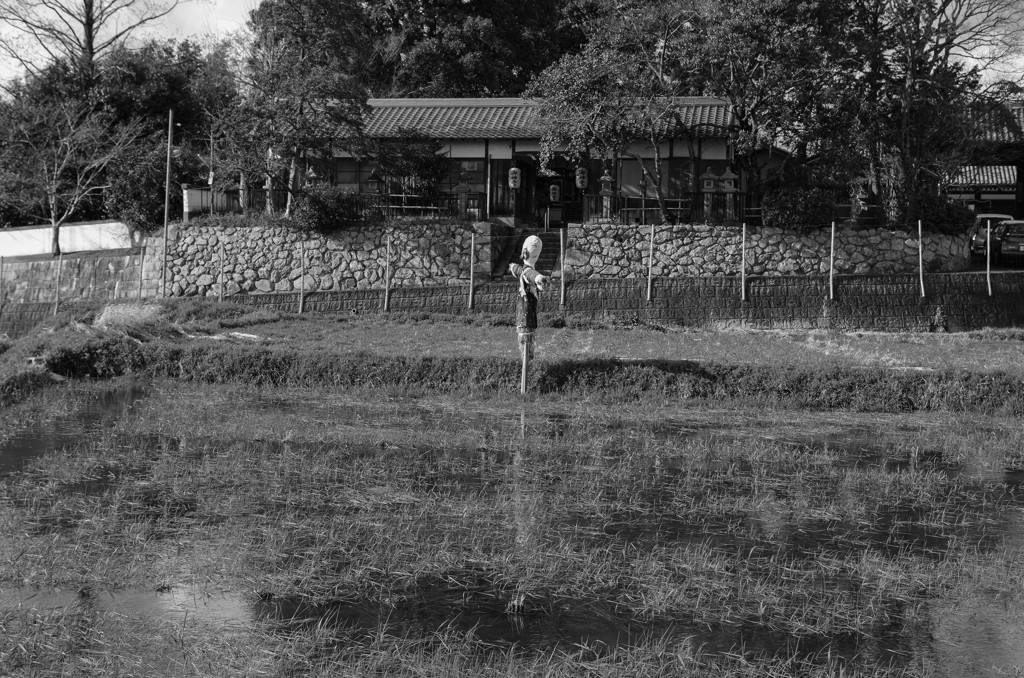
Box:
(378, 192), (486, 220)
(185, 187), (486, 222)
(583, 192), (749, 225)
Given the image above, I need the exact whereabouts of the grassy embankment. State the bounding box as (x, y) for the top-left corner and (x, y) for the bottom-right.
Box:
(3, 298), (1024, 412)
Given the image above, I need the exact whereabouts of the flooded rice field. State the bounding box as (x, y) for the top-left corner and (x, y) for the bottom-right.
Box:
(2, 380), (1024, 676)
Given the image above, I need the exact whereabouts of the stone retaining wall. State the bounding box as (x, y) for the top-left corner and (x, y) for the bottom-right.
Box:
(565, 222), (970, 278)
(0, 249), (158, 306)
(4, 218), (1017, 340)
(163, 218), (508, 298)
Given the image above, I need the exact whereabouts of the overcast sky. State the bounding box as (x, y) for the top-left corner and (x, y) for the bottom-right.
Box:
(1, 0), (255, 84)
(160, 0), (254, 40)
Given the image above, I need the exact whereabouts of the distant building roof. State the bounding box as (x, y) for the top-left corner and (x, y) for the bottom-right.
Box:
(364, 97), (734, 140)
(976, 101), (1024, 145)
(947, 165), (1017, 190)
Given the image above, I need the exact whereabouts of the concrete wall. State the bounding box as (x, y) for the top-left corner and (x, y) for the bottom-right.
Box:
(0, 220), (135, 257)
(0, 249), (159, 306)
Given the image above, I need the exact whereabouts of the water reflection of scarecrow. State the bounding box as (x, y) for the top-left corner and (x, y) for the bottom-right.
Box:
(508, 235), (550, 364)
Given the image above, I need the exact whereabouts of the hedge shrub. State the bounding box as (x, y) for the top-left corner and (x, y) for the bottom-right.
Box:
(911, 194), (975, 236)
(761, 187), (835, 231)
(291, 184), (379, 234)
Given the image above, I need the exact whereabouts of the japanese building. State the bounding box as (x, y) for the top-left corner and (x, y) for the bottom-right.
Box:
(332, 97), (754, 226)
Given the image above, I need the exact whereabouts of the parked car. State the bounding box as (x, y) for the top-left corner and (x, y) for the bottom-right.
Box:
(969, 213), (1013, 256)
(993, 220), (1024, 263)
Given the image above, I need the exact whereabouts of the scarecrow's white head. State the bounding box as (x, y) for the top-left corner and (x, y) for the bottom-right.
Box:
(522, 235), (542, 268)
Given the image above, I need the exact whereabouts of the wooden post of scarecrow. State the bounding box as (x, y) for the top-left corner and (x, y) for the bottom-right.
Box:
(509, 235), (550, 396)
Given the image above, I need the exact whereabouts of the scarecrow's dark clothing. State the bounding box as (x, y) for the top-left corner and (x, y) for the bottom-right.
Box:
(509, 263), (542, 333)
(510, 263), (544, 360)
(516, 288), (538, 333)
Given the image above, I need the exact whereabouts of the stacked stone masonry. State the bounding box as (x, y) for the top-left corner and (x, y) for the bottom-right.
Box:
(4, 219), (1023, 338)
(163, 218), (501, 298)
(565, 222), (969, 278)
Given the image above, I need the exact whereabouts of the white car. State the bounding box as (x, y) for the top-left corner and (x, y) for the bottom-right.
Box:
(969, 213), (1014, 256)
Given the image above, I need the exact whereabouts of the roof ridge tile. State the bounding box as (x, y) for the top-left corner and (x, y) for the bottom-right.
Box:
(364, 97), (733, 140)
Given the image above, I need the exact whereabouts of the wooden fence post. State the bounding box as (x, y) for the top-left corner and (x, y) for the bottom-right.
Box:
(468, 230), (476, 310)
(0, 256), (4, 307)
(383, 230), (392, 312)
(161, 109), (173, 299)
(298, 240), (305, 314)
(987, 219), (993, 297)
(829, 221), (836, 301)
(210, 128), (215, 217)
(740, 222), (747, 302)
(647, 223), (655, 302)
(219, 241), (225, 304)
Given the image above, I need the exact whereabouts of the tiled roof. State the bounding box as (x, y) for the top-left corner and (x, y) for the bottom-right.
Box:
(947, 165), (1017, 188)
(976, 101), (1024, 144)
(365, 98), (538, 139)
(364, 97), (733, 140)
(666, 98), (733, 135)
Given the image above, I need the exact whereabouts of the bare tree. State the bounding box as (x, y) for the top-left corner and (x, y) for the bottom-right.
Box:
(0, 98), (144, 254)
(929, 0), (1024, 81)
(0, 0), (181, 79)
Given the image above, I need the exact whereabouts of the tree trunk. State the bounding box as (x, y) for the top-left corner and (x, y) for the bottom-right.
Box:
(265, 147), (275, 214)
(50, 219), (61, 256)
(285, 156), (298, 217)
(49, 193), (61, 256)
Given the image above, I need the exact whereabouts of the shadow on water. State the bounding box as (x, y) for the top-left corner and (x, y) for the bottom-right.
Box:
(0, 384), (149, 475)
(4, 385), (1024, 674)
(249, 591), (905, 664)
(0, 582), (921, 668)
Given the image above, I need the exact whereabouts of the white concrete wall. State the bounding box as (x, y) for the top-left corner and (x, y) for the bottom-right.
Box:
(0, 220), (134, 257)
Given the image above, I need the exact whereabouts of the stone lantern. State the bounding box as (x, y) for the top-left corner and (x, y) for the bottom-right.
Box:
(367, 168), (382, 194)
(700, 168), (719, 220)
(600, 169), (614, 219)
(453, 168), (472, 219)
(720, 168), (738, 220)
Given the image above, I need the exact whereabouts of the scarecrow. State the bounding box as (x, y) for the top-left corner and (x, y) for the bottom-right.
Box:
(508, 235), (550, 364)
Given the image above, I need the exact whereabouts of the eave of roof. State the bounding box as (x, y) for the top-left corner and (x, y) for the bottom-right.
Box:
(946, 164), (1017, 188)
(364, 97), (734, 140)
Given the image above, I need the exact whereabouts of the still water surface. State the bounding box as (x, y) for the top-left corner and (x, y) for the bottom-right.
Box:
(2, 384), (1023, 675)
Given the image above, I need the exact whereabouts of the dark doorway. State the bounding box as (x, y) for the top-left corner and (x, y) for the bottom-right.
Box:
(489, 155), (600, 226)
